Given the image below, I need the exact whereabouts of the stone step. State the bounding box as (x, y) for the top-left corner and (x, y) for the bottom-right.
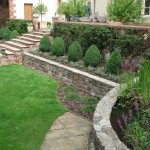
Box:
(19, 36), (41, 43)
(23, 34), (43, 40)
(5, 41), (29, 52)
(5, 50), (14, 55)
(41, 29), (51, 35)
(12, 39), (35, 46)
(0, 44), (21, 54)
(32, 32), (48, 36)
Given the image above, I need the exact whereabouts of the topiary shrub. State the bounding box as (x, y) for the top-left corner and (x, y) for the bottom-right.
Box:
(84, 45), (102, 67)
(68, 41), (83, 62)
(39, 35), (51, 52)
(51, 37), (65, 56)
(105, 49), (122, 74)
(10, 30), (19, 39)
(3, 28), (11, 41)
(0, 27), (5, 39)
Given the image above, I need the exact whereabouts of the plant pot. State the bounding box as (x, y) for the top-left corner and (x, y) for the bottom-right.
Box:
(39, 21), (47, 29)
(27, 26), (33, 33)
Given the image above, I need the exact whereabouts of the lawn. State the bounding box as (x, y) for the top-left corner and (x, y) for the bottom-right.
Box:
(0, 65), (67, 150)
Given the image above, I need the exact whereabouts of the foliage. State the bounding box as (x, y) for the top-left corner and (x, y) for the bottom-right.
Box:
(68, 41), (83, 62)
(3, 28), (11, 41)
(39, 35), (51, 52)
(65, 93), (80, 101)
(84, 45), (102, 67)
(116, 60), (150, 149)
(10, 30), (19, 39)
(6, 19), (28, 34)
(83, 97), (99, 105)
(57, 0), (88, 20)
(81, 105), (95, 113)
(6, 19), (16, 31)
(62, 86), (77, 93)
(16, 20), (28, 34)
(107, 0), (142, 24)
(138, 60), (150, 103)
(105, 49), (122, 74)
(52, 23), (149, 57)
(26, 22), (33, 27)
(0, 65), (66, 150)
(33, 2), (48, 21)
(0, 27), (5, 39)
(51, 37), (65, 56)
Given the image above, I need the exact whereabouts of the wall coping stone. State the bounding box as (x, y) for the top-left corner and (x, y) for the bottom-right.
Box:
(24, 52), (119, 88)
(92, 85), (130, 150)
(54, 21), (150, 31)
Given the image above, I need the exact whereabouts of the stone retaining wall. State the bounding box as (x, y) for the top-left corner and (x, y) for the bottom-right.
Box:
(89, 86), (129, 150)
(22, 53), (128, 150)
(22, 53), (118, 99)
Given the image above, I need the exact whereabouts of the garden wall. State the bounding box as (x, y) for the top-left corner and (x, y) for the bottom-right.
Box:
(89, 86), (129, 150)
(22, 53), (118, 99)
(22, 53), (130, 150)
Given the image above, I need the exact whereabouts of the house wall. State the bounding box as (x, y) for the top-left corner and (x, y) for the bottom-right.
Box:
(91, 0), (110, 17)
(9, 0), (67, 22)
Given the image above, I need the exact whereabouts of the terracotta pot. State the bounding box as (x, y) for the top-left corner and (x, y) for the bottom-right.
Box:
(39, 21), (47, 29)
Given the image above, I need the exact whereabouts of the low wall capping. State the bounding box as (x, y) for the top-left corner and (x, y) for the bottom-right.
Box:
(22, 52), (128, 150)
(90, 86), (129, 150)
(54, 21), (150, 31)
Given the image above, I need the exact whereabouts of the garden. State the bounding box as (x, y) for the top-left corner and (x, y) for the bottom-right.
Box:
(0, 0), (150, 149)
(29, 21), (150, 149)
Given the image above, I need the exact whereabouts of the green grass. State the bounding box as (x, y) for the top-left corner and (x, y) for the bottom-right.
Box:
(62, 86), (77, 93)
(65, 93), (80, 101)
(0, 65), (67, 150)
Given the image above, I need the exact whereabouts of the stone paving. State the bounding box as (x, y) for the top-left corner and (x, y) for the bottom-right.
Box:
(41, 112), (92, 150)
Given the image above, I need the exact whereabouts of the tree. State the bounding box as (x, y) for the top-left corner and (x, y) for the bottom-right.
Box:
(33, 0), (48, 21)
(57, 0), (88, 21)
(107, 0), (142, 24)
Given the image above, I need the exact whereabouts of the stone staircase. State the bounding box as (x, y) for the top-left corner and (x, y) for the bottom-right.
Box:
(0, 30), (51, 66)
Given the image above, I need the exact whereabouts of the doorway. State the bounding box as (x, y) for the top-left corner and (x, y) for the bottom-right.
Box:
(24, 4), (33, 20)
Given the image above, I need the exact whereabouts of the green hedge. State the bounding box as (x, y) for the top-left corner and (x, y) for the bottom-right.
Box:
(6, 19), (29, 34)
(52, 23), (149, 57)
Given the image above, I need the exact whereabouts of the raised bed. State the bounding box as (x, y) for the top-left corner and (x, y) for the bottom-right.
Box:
(22, 52), (129, 150)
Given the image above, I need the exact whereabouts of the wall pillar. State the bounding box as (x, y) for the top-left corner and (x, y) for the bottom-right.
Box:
(9, 0), (16, 19)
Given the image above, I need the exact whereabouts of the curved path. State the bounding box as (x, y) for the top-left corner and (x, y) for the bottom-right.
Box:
(41, 112), (92, 150)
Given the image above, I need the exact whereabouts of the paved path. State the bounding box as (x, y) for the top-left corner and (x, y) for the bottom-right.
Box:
(41, 112), (92, 150)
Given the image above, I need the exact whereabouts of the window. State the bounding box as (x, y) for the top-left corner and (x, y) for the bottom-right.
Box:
(144, 0), (150, 15)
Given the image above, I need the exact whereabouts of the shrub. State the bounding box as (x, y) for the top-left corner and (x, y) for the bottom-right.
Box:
(52, 23), (148, 57)
(3, 28), (11, 41)
(10, 30), (19, 39)
(0, 27), (5, 39)
(16, 20), (28, 34)
(6, 19), (28, 34)
(68, 41), (83, 62)
(84, 45), (102, 67)
(51, 37), (65, 56)
(107, 0), (142, 24)
(6, 19), (16, 31)
(105, 49), (122, 74)
(39, 35), (51, 52)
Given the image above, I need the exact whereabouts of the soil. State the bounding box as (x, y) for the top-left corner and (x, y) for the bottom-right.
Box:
(57, 83), (94, 120)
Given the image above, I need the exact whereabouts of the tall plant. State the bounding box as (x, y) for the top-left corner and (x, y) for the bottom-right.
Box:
(107, 0), (142, 24)
(33, 0), (48, 21)
(57, 0), (88, 21)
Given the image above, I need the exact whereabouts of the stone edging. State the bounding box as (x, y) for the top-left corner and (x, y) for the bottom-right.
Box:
(91, 86), (129, 150)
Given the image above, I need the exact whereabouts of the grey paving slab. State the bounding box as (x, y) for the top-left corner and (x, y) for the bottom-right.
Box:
(41, 112), (92, 150)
